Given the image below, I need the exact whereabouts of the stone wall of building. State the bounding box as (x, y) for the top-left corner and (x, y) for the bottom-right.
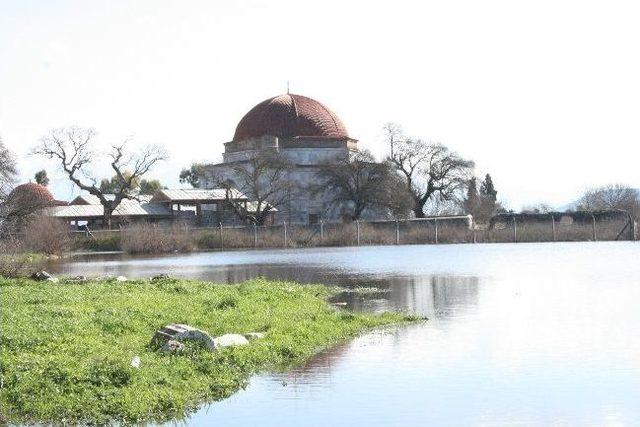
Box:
(202, 136), (360, 224)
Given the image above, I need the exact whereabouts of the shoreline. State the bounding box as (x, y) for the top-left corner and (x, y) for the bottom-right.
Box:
(0, 277), (418, 425)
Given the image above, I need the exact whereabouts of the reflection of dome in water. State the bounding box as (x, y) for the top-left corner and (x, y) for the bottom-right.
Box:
(233, 93), (349, 141)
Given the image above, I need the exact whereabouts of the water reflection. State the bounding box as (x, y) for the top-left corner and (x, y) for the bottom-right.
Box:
(49, 254), (480, 318)
(52, 243), (640, 426)
(337, 275), (479, 319)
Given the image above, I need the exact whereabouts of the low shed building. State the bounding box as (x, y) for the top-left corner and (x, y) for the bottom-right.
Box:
(45, 188), (265, 229)
(47, 199), (172, 229)
(149, 188), (261, 226)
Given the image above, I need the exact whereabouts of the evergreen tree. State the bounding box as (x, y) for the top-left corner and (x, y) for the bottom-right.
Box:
(179, 163), (205, 188)
(478, 173), (498, 222)
(34, 169), (49, 186)
(99, 171), (140, 194)
(139, 179), (163, 195)
(480, 173), (497, 200)
(462, 177), (480, 215)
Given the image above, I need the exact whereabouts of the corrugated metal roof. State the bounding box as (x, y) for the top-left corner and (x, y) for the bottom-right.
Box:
(71, 194), (153, 205)
(154, 188), (247, 202)
(47, 199), (171, 218)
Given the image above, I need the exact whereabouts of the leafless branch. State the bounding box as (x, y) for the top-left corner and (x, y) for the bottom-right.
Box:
(32, 126), (167, 228)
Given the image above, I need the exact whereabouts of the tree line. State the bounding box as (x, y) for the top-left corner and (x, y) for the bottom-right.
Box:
(177, 123), (639, 226)
(179, 122), (493, 224)
(1, 127), (639, 231)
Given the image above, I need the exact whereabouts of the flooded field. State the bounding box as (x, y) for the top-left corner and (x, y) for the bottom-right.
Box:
(51, 242), (640, 426)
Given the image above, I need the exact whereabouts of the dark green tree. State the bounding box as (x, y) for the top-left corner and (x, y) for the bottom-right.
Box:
(462, 177), (480, 216)
(99, 171), (140, 194)
(477, 173), (498, 222)
(480, 174), (497, 200)
(179, 163), (206, 188)
(139, 179), (163, 195)
(34, 169), (49, 186)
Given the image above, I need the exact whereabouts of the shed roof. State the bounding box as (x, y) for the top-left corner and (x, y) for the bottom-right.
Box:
(47, 199), (171, 219)
(70, 194), (153, 205)
(151, 188), (247, 203)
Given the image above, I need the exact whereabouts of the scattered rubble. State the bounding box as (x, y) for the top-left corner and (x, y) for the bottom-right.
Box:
(152, 325), (265, 354)
(152, 324), (217, 352)
(31, 271), (53, 281)
(213, 334), (249, 348)
(130, 356), (141, 368)
(160, 340), (185, 354)
(244, 332), (265, 341)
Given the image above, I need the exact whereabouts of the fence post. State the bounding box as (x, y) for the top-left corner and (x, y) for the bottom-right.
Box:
(219, 222), (224, 250)
(395, 220), (400, 245)
(434, 218), (439, 244)
(512, 216), (517, 243)
(253, 223), (258, 248)
(551, 215), (556, 242)
(591, 214), (597, 241)
(320, 220), (324, 241)
(473, 227), (477, 244)
(283, 221), (287, 247)
(632, 219), (637, 241)
(356, 220), (360, 246)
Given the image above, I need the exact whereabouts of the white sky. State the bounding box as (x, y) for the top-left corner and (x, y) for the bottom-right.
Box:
(1, 0), (639, 209)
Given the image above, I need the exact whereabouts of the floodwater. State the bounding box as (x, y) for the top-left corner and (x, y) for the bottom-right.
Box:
(51, 242), (640, 426)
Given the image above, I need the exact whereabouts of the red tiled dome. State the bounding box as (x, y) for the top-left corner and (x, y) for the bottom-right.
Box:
(233, 94), (349, 141)
(6, 183), (55, 208)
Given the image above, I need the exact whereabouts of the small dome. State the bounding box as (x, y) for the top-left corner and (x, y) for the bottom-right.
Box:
(233, 93), (349, 142)
(6, 183), (55, 209)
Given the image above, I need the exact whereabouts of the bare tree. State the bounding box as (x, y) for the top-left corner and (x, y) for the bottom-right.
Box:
(315, 150), (410, 220)
(0, 138), (19, 236)
(0, 137), (17, 201)
(33, 127), (167, 228)
(212, 151), (294, 225)
(578, 184), (639, 219)
(384, 123), (474, 218)
(521, 203), (554, 214)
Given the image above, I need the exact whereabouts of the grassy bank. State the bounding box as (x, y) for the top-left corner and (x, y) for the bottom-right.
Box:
(0, 277), (416, 425)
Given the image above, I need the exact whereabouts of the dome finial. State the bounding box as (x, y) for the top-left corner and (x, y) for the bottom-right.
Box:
(286, 80), (290, 94)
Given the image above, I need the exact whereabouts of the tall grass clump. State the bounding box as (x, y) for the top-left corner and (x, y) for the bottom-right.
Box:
(73, 232), (122, 251)
(0, 238), (45, 278)
(22, 216), (71, 255)
(121, 224), (195, 254)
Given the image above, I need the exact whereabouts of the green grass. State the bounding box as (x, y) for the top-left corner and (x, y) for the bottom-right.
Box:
(0, 277), (417, 425)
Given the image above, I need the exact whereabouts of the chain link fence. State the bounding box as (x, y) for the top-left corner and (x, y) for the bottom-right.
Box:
(69, 212), (637, 253)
